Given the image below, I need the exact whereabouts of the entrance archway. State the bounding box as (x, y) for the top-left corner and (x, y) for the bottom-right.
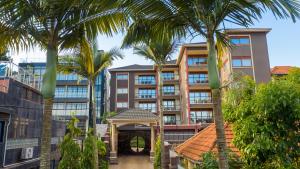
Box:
(130, 136), (145, 153)
(107, 109), (158, 164)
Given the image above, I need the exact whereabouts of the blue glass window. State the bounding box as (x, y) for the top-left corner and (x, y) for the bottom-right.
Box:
(230, 37), (250, 45)
(188, 73), (208, 84)
(137, 75), (156, 84)
(188, 57), (207, 65)
(138, 89), (156, 98)
(189, 92), (212, 104)
(162, 72), (175, 80)
(190, 110), (213, 124)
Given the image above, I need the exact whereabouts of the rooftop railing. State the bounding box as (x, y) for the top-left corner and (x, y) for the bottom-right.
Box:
(0, 61), (39, 90)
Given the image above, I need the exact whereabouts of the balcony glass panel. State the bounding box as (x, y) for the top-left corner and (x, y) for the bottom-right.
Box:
(189, 92), (212, 104)
(137, 89), (156, 98)
(137, 75), (156, 85)
(188, 57), (207, 66)
(162, 72), (175, 80)
(163, 85), (175, 95)
(190, 110), (213, 123)
(164, 115), (176, 125)
(188, 73), (208, 84)
(138, 103), (156, 112)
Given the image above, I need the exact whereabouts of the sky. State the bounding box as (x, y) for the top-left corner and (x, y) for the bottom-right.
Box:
(12, 12), (300, 68)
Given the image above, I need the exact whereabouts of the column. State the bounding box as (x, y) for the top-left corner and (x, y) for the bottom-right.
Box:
(110, 123), (118, 164)
(150, 123), (155, 161)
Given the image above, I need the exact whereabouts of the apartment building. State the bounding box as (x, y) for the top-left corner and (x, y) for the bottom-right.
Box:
(19, 62), (107, 133)
(109, 28), (271, 126)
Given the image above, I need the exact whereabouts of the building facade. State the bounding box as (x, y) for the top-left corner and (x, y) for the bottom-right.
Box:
(109, 28), (271, 126)
(19, 62), (107, 134)
(0, 75), (65, 168)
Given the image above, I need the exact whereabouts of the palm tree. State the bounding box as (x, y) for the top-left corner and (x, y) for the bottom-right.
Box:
(0, 0), (127, 168)
(133, 38), (177, 168)
(58, 38), (123, 169)
(123, 0), (300, 168)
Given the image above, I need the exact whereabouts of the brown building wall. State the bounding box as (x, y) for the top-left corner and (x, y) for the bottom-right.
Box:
(179, 50), (189, 124)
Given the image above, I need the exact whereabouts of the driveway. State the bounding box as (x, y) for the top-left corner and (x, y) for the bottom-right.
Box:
(109, 155), (153, 169)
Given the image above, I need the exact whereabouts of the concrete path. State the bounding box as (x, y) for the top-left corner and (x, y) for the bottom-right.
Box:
(109, 155), (153, 169)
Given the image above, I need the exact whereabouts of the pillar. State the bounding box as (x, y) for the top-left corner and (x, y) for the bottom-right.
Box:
(110, 123), (118, 164)
(150, 123), (155, 161)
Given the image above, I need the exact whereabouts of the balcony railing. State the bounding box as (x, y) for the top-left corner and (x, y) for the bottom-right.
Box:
(190, 118), (214, 124)
(135, 94), (156, 99)
(188, 63), (208, 68)
(189, 79), (209, 85)
(162, 90), (180, 96)
(190, 98), (212, 104)
(135, 79), (156, 85)
(164, 120), (182, 125)
(0, 61), (39, 90)
(162, 74), (179, 81)
(162, 106), (181, 111)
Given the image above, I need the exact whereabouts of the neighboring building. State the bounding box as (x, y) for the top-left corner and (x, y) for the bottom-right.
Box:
(0, 63), (65, 169)
(271, 66), (293, 77)
(19, 62), (107, 134)
(109, 28), (271, 126)
(175, 124), (238, 169)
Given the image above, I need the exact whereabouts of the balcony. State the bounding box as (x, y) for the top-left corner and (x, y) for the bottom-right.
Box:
(162, 105), (181, 112)
(162, 74), (179, 84)
(189, 98), (213, 109)
(188, 64), (208, 72)
(135, 94), (156, 100)
(189, 79), (210, 90)
(162, 90), (180, 98)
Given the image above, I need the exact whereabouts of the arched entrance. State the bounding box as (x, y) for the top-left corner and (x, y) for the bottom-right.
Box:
(107, 109), (158, 164)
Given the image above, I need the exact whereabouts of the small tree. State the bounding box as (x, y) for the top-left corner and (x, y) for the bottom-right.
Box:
(154, 136), (161, 169)
(58, 118), (82, 169)
(101, 111), (117, 124)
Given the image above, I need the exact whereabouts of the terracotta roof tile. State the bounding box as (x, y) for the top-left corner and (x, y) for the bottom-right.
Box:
(271, 66), (292, 75)
(175, 123), (239, 161)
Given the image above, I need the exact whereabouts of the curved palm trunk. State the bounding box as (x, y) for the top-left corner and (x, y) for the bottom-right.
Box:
(157, 67), (165, 168)
(40, 44), (58, 169)
(90, 80), (99, 169)
(207, 35), (229, 169)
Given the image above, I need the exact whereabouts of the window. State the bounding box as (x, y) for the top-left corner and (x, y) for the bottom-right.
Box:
(164, 115), (176, 125)
(163, 85), (175, 95)
(55, 87), (66, 98)
(139, 103), (156, 112)
(190, 110), (213, 123)
(117, 88), (128, 94)
(188, 73), (208, 84)
(163, 100), (175, 110)
(162, 72), (175, 80)
(117, 102), (128, 108)
(66, 86), (88, 98)
(138, 89), (156, 98)
(232, 57), (252, 67)
(0, 121), (5, 143)
(117, 74), (128, 80)
(137, 75), (156, 85)
(230, 37), (250, 45)
(188, 57), (207, 66)
(189, 92), (212, 104)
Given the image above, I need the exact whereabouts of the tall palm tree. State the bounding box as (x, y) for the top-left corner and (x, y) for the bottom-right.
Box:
(133, 39), (177, 168)
(58, 38), (123, 169)
(0, 0), (127, 168)
(123, 0), (300, 168)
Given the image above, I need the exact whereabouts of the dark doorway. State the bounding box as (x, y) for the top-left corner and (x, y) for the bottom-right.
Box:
(0, 120), (6, 166)
(130, 136), (145, 153)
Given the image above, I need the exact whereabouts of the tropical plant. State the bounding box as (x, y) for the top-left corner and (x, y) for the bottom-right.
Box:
(58, 38), (123, 168)
(101, 111), (117, 123)
(0, 1), (127, 168)
(154, 136), (161, 169)
(123, 1), (300, 168)
(0, 50), (10, 61)
(58, 117), (82, 169)
(133, 38), (177, 168)
(223, 78), (300, 168)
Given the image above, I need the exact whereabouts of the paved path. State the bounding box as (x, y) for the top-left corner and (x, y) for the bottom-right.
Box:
(109, 155), (153, 169)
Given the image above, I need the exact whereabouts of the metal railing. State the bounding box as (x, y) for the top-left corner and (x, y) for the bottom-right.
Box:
(189, 79), (209, 84)
(162, 74), (179, 81)
(135, 79), (156, 85)
(0, 61), (39, 90)
(135, 94), (156, 99)
(162, 90), (180, 96)
(190, 98), (212, 104)
(163, 106), (181, 111)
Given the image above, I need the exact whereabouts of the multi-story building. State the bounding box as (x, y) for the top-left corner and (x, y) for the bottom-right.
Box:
(19, 62), (107, 134)
(109, 28), (271, 126)
(0, 62), (65, 169)
(271, 66), (293, 77)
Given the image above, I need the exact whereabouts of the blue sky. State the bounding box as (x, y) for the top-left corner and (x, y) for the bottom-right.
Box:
(13, 12), (300, 68)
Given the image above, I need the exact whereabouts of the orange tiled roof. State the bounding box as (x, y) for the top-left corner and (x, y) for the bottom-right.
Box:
(271, 66), (292, 75)
(175, 123), (239, 161)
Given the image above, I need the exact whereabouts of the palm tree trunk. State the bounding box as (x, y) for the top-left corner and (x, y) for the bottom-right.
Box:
(157, 67), (165, 169)
(89, 81), (93, 129)
(40, 44), (58, 169)
(207, 35), (229, 169)
(90, 80), (99, 169)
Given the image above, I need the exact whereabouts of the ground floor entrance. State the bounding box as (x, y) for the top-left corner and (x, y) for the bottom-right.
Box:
(107, 109), (158, 164)
(108, 155), (152, 169)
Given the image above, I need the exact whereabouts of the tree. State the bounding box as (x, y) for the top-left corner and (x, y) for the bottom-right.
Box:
(58, 38), (123, 168)
(154, 136), (162, 169)
(0, 1), (127, 168)
(123, 1), (300, 168)
(101, 111), (117, 124)
(58, 117), (82, 169)
(0, 50), (10, 61)
(223, 78), (300, 168)
(133, 38), (177, 168)
(286, 67), (300, 84)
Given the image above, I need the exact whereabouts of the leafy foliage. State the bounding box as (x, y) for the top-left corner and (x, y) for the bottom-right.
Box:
(101, 111), (117, 123)
(154, 136), (161, 169)
(0, 50), (10, 61)
(223, 77), (300, 168)
(286, 67), (300, 84)
(58, 118), (82, 169)
(194, 151), (242, 169)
